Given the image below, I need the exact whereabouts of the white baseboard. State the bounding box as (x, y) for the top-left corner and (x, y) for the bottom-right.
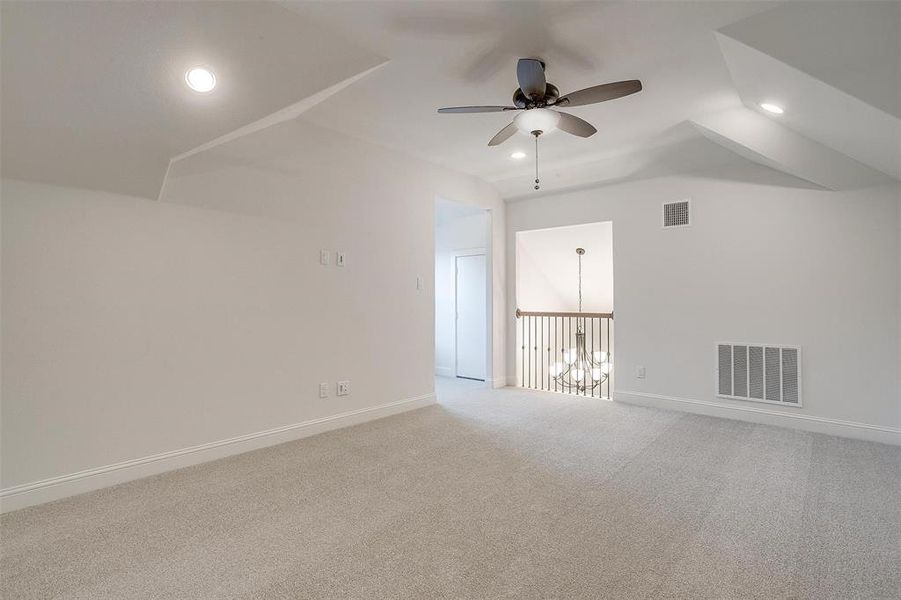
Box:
(435, 365), (454, 378)
(0, 393), (436, 514)
(615, 390), (900, 446)
(488, 377), (509, 389)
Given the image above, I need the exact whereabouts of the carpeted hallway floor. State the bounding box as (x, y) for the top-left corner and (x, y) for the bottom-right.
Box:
(2, 378), (899, 599)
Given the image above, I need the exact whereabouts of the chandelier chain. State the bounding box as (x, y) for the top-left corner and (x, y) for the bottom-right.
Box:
(578, 250), (582, 314)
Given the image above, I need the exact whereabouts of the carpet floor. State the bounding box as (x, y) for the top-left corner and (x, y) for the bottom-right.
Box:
(2, 378), (899, 599)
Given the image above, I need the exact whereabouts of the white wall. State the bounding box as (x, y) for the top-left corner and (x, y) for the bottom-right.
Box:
(516, 222), (614, 313)
(434, 210), (489, 378)
(0, 118), (506, 509)
(506, 164), (901, 443)
(162, 118), (508, 390)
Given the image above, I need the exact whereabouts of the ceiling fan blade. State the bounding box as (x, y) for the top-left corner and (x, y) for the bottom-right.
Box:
(438, 106), (518, 114)
(517, 58), (546, 98)
(556, 80), (642, 107)
(488, 122), (518, 146)
(556, 112), (597, 138)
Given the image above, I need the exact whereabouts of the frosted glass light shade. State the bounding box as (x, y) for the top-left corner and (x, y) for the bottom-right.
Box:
(593, 350), (608, 363)
(572, 368), (585, 381)
(564, 348), (578, 364)
(515, 108), (560, 134)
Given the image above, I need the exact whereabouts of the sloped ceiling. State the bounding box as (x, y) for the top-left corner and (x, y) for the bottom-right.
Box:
(710, 2), (901, 184)
(691, 108), (889, 191)
(288, 0), (899, 198)
(718, 2), (901, 120)
(288, 0), (771, 193)
(1, 1), (898, 201)
(0, 1), (385, 199)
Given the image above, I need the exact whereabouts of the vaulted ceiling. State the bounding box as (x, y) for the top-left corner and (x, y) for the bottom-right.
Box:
(2, 1), (898, 200)
(0, 1), (383, 199)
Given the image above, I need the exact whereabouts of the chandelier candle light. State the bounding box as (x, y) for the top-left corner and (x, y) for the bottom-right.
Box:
(550, 248), (612, 393)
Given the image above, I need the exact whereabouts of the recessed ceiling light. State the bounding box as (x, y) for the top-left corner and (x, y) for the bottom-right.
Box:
(760, 102), (784, 114)
(511, 151), (527, 159)
(185, 67), (216, 93)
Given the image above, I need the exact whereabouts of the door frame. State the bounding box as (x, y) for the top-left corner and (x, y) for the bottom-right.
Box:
(452, 247), (488, 381)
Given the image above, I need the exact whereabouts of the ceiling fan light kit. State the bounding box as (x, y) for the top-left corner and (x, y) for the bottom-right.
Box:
(438, 58), (642, 191)
(514, 108), (560, 134)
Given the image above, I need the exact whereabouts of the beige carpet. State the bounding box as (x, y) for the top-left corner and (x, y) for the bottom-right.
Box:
(2, 378), (899, 599)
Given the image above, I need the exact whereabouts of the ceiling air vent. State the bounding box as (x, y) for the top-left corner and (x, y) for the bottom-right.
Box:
(716, 343), (801, 406)
(663, 199), (690, 228)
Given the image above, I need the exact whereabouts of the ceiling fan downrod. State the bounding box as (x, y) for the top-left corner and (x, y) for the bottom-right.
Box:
(533, 130), (541, 190)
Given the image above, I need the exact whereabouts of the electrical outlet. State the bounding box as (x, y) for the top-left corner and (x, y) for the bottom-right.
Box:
(337, 380), (350, 396)
(319, 250), (330, 266)
(335, 252), (345, 267)
(636, 366), (646, 379)
(319, 382), (329, 398)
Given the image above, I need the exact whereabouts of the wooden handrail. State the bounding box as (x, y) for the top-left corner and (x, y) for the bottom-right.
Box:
(516, 309), (613, 319)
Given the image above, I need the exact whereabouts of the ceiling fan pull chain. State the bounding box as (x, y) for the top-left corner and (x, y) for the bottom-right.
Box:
(534, 132), (540, 190)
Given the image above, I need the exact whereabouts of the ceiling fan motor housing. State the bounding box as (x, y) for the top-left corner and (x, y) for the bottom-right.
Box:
(513, 83), (560, 109)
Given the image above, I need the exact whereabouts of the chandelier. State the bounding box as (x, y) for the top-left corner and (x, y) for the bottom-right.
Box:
(550, 247), (611, 393)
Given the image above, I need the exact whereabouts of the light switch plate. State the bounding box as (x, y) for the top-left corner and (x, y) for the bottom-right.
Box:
(319, 382), (329, 398)
(636, 366), (646, 379)
(337, 380), (350, 396)
(319, 250), (330, 266)
(336, 252), (345, 267)
(416, 276), (423, 291)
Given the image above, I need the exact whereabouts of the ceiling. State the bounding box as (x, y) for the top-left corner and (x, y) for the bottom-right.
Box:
(0, 0), (383, 198)
(2, 1), (899, 200)
(289, 1), (770, 182)
(435, 197), (487, 226)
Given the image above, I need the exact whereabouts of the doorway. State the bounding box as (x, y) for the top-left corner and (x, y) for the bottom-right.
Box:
(435, 198), (490, 384)
(455, 253), (487, 380)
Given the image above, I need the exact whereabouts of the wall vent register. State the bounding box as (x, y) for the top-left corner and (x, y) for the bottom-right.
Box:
(663, 200), (690, 228)
(716, 343), (801, 406)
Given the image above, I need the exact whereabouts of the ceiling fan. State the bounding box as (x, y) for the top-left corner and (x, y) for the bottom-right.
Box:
(437, 58), (642, 189)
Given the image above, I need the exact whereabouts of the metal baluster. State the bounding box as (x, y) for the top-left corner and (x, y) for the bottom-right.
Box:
(545, 317), (550, 391)
(591, 319), (604, 398)
(606, 317), (611, 399)
(532, 315), (536, 389)
(527, 316), (532, 388)
(582, 317), (587, 397)
(567, 317), (571, 395)
(544, 316), (549, 391)
(554, 317), (557, 392)
(590, 317), (595, 399)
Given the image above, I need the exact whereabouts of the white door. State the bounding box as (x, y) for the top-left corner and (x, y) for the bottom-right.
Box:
(455, 254), (487, 380)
